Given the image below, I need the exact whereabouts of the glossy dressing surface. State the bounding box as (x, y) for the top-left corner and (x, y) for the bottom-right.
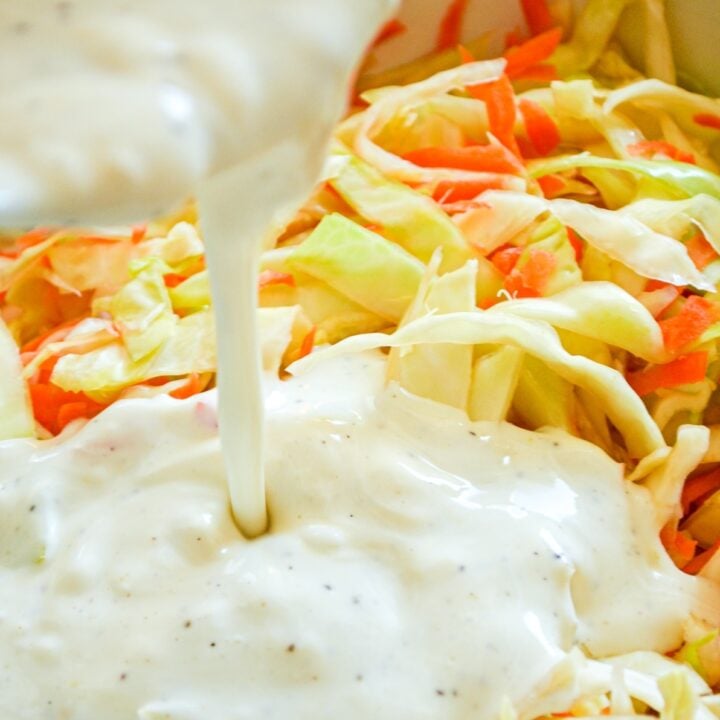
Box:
(0, 353), (695, 719)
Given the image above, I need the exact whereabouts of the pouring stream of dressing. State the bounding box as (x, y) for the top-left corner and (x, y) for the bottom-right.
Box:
(0, 0), (397, 535)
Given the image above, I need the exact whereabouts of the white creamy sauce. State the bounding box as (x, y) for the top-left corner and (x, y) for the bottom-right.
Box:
(0, 353), (695, 719)
(0, 0), (396, 534)
(0, 1), (706, 718)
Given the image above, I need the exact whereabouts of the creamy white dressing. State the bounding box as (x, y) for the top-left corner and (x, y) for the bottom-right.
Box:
(0, 353), (696, 719)
(0, 0), (396, 534)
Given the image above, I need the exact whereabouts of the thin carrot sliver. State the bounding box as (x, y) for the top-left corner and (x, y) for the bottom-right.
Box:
(659, 295), (720, 354)
(520, 0), (554, 35)
(432, 178), (506, 202)
(518, 97), (560, 156)
(504, 27), (562, 78)
(468, 75), (521, 157)
(436, 0), (469, 52)
(372, 18), (407, 47)
(404, 145), (524, 174)
(57, 402), (91, 432)
(627, 140), (695, 165)
(298, 326), (317, 360)
(511, 64), (558, 83)
(660, 522), (697, 570)
(681, 467), (720, 514)
(686, 232), (719, 271)
(626, 351), (709, 397)
(169, 372), (204, 400)
(694, 113), (720, 131)
(258, 270), (296, 290)
(15, 228), (53, 252)
(566, 228), (583, 262)
(684, 539), (720, 575)
(537, 174), (565, 198)
(490, 246), (522, 275)
(504, 248), (556, 297)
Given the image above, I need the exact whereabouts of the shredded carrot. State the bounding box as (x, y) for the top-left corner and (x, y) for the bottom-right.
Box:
(15, 227), (53, 253)
(566, 228), (583, 262)
(131, 224), (147, 243)
(659, 295), (720, 354)
(436, 0), (469, 52)
(681, 467), (720, 515)
(537, 173), (566, 198)
(627, 140), (695, 164)
(660, 522), (697, 569)
(404, 144), (524, 174)
(684, 539), (720, 575)
(627, 351), (709, 397)
(298, 326), (317, 360)
(258, 270), (296, 290)
(29, 383), (106, 435)
(457, 44), (476, 65)
(686, 232), (719, 271)
(520, 0), (554, 35)
(372, 18), (407, 47)
(504, 27), (562, 78)
(163, 273), (186, 288)
(468, 75), (521, 157)
(56, 402), (92, 432)
(511, 64), (558, 83)
(518, 98), (560, 156)
(490, 246), (522, 275)
(504, 28), (525, 50)
(432, 178), (507, 202)
(504, 248), (556, 298)
(169, 372), (205, 400)
(694, 113), (720, 131)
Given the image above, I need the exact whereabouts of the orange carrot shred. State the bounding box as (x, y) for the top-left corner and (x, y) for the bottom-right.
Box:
(436, 0), (469, 52)
(694, 113), (720, 131)
(686, 232), (719, 271)
(163, 273), (186, 288)
(468, 75), (521, 157)
(372, 18), (407, 47)
(520, 0), (554, 35)
(681, 467), (720, 515)
(15, 227), (53, 252)
(627, 140), (695, 165)
(626, 351), (709, 397)
(660, 522), (697, 570)
(490, 246), (523, 275)
(566, 228), (583, 262)
(298, 326), (317, 360)
(504, 28), (525, 50)
(457, 44), (476, 65)
(518, 98), (560, 156)
(57, 402), (91, 432)
(432, 178), (506, 203)
(659, 295), (720, 354)
(510, 64), (558, 83)
(504, 248), (556, 297)
(169, 372), (204, 400)
(537, 174), (566, 198)
(258, 270), (296, 290)
(684, 539), (720, 575)
(504, 27), (562, 78)
(404, 144), (524, 174)
(131, 224), (147, 243)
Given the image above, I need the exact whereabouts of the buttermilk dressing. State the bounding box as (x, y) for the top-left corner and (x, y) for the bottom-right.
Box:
(0, 353), (696, 719)
(0, 0), (397, 534)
